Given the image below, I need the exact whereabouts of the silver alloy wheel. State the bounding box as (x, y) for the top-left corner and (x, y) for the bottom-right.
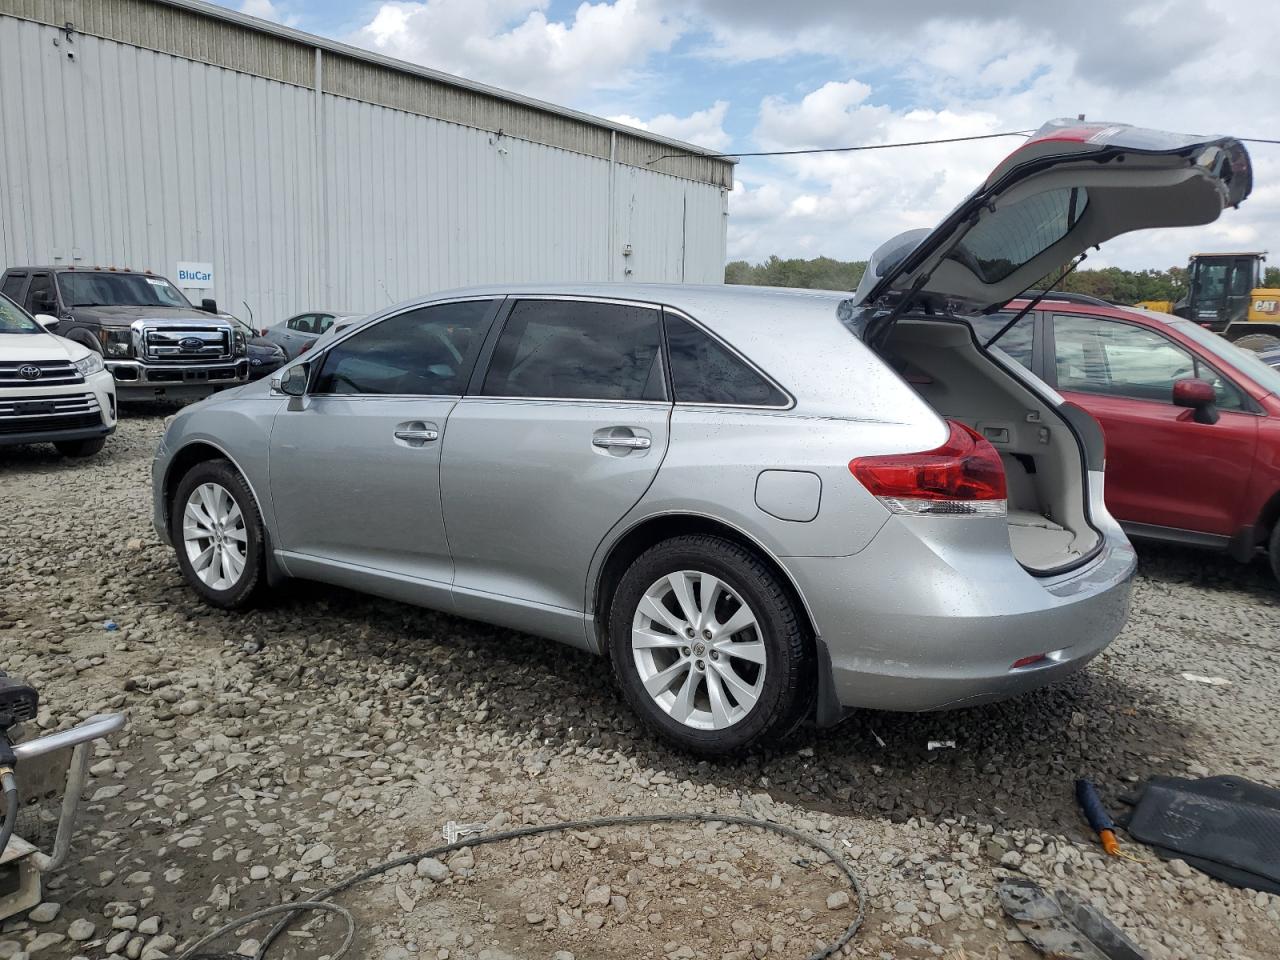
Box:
(631, 570), (767, 731)
(182, 482), (248, 591)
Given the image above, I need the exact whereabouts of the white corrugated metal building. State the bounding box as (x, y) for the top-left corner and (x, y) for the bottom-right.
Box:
(0, 0), (734, 321)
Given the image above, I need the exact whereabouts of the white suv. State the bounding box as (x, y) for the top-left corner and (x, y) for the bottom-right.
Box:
(0, 294), (116, 457)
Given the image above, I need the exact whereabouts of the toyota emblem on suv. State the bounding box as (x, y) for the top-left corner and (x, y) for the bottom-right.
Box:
(178, 337), (204, 353)
(18, 364), (41, 380)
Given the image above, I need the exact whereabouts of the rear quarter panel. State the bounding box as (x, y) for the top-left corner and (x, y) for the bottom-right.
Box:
(617, 407), (941, 560)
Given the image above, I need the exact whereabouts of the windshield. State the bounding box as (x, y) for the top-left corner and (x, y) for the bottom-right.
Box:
(57, 272), (192, 309)
(0, 294), (42, 334)
(1175, 320), (1280, 396)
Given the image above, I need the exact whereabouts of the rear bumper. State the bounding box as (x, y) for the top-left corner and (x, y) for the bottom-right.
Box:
(782, 515), (1136, 714)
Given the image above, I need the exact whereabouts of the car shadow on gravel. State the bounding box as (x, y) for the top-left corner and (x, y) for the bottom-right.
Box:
(234, 576), (1201, 851)
(1133, 539), (1277, 600)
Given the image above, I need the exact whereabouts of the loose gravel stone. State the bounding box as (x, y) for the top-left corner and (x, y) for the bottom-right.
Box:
(27, 903), (60, 923)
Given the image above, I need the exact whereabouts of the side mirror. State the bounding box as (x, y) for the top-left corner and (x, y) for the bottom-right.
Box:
(277, 363), (309, 397)
(200, 298), (218, 314)
(33, 313), (59, 330)
(1173, 378), (1219, 425)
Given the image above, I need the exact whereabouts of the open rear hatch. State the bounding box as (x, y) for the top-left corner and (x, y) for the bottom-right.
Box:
(848, 119), (1252, 334)
(845, 119), (1253, 574)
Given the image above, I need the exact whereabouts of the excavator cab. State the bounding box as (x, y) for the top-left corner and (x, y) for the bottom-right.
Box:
(1177, 252), (1264, 330)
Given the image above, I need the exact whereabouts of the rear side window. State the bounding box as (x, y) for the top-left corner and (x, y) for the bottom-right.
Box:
(313, 300), (493, 396)
(481, 299), (665, 401)
(25, 273), (55, 313)
(1, 274), (25, 301)
(969, 312), (1034, 369)
(665, 313), (788, 406)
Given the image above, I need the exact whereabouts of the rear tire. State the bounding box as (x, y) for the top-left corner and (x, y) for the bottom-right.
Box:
(171, 459), (267, 610)
(54, 437), (105, 458)
(1231, 333), (1280, 353)
(1268, 524), (1280, 586)
(608, 535), (813, 755)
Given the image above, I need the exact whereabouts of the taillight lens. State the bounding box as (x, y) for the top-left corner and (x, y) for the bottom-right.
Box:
(849, 420), (1007, 517)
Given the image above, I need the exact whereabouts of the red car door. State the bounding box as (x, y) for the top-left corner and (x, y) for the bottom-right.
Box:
(1049, 313), (1258, 538)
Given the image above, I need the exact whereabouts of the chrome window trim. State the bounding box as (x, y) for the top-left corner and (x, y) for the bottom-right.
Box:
(661, 306), (796, 411)
(458, 396), (670, 408)
(305, 392), (466, 401)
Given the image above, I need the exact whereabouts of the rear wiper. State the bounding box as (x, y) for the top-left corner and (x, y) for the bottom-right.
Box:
(984, 253), (1087, 349)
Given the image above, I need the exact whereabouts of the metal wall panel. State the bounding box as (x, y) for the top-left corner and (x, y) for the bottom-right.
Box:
(0, 0), (734, 187)
(0, 16), (728, 325)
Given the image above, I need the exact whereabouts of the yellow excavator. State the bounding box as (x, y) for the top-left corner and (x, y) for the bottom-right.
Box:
(1137, 252), (1280, 351)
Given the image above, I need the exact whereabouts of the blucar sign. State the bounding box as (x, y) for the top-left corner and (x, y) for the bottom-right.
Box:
(176, 261), (215, 289)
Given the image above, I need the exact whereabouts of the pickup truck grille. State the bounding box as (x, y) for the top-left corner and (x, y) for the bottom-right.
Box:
(0, 359), (84, 386)
(143, 327), (232, 362)
(0, 392), (102, 434)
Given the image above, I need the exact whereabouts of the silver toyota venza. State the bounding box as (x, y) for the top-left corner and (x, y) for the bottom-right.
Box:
(153, 121), (1251, 753)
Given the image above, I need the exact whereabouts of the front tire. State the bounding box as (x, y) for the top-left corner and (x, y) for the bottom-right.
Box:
(171, 460), (266, 609)
(1268, 524), (1280, 587)
(608, 535), (813, 755)
(54, 437), (105, 458)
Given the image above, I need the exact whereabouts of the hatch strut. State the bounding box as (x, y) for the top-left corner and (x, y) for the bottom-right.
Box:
(984, 253), (1088, 349)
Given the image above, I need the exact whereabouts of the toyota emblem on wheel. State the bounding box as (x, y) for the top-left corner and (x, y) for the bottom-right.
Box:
(18, 364), (41, 380)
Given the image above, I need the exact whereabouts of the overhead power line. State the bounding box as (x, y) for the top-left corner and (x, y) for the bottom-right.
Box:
(647, 130), (1280, 165)
(647, 130), (1035, 165)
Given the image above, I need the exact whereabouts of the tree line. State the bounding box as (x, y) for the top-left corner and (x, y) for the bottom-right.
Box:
(725, 256), (1280, 303)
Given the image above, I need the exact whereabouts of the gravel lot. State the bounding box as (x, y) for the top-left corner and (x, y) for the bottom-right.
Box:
(2, 413), (1278, 960)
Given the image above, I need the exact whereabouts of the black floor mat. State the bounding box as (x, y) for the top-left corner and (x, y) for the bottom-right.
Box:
(1124, 775), (1280, 894)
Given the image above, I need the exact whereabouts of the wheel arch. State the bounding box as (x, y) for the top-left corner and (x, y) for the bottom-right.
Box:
(163, 440), (285, 585)
(1250, 488), (1280, 553)
(590, 512), (844, 726)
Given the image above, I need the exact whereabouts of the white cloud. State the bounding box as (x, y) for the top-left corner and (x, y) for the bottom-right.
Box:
(238, 0), (298, 26)
(353, 0), (682, 103)
(608, 101), (731, 151)
(722, 0), (1280, 271)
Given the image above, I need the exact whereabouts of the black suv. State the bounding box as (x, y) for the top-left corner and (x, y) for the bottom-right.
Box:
(0, 266), (249, 400)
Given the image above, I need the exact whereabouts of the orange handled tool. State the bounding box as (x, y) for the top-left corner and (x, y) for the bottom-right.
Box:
(1075, 778), (1121, 856)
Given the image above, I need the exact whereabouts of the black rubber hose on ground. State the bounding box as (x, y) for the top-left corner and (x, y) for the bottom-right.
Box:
(177, 811), (868, 960)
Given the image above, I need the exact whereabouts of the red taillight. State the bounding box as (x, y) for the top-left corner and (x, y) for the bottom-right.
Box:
(849, 421), (1007, 517)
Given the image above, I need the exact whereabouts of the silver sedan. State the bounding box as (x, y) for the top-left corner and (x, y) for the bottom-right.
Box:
(258, 311), (353, 359)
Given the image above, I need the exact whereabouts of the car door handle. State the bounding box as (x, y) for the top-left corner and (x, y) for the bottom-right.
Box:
(395, 428), (438, 442)
(592, 436), (650, 450)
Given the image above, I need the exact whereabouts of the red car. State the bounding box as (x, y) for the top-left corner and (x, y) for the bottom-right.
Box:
(970, 294), (1280, 582)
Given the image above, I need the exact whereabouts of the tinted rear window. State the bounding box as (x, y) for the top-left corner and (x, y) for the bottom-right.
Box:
(665, 313), (788, 407)
(482, 299), (665, 401)
(951, 187), (1088, 283)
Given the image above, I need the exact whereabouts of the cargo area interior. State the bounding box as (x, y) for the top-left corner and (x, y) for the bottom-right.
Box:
(881, 317), (1102, 574)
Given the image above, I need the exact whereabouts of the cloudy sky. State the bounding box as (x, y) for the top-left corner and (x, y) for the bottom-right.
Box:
(230, 0), (1279, 271)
